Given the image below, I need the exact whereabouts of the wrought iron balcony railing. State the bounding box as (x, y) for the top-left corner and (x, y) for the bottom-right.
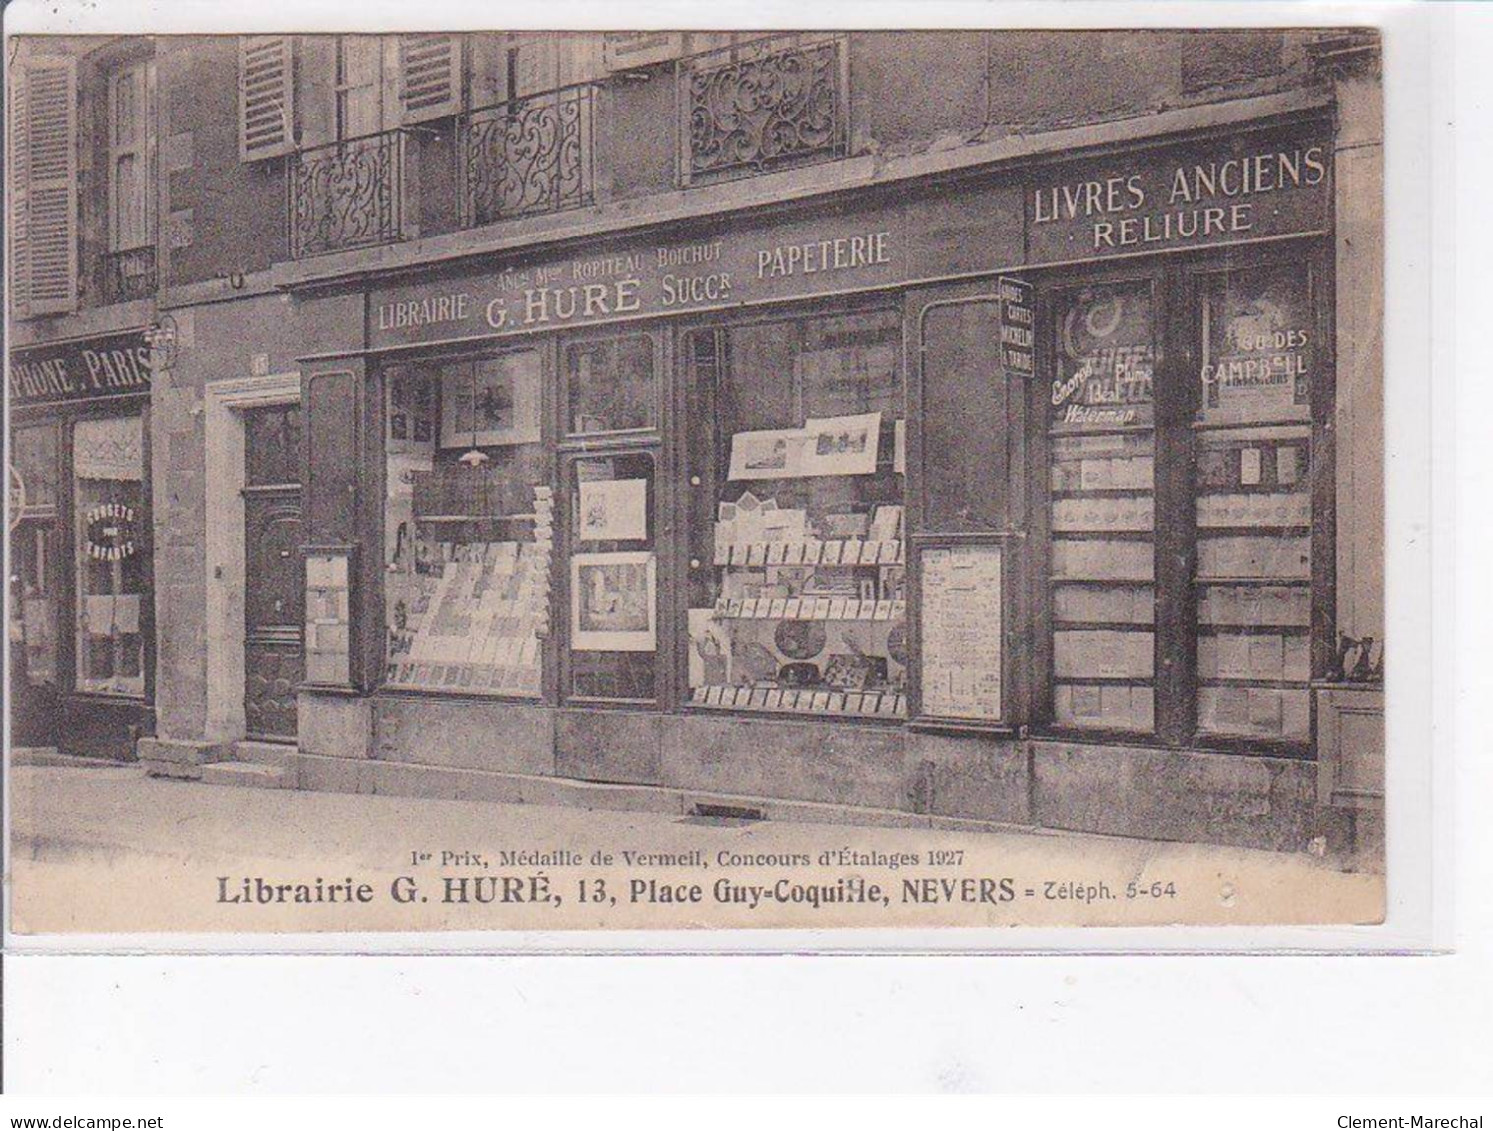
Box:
(102, 246), (157, 304)
(679, 33), (849, 185)
(289, 129), (414, 260)
(460, 84), (596, 228)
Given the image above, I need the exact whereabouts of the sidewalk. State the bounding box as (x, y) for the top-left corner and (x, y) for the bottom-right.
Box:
(7, 761), (1383, 935)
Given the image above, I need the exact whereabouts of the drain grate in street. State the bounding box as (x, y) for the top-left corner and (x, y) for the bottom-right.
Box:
(680, 802), (766, 827)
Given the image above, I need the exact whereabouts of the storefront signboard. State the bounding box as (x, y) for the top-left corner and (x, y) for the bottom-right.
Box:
(8, 330), (154, 410)
(1026, 130), (1332, 265)
(366, 125), (1332, 354)
(369, 211), (906, 351)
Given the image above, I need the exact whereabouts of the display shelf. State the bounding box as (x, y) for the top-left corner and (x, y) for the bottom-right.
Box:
(386, 482), (553, 699)
(414, 513), (539, 524)
(692, 487), (907, 715)
(1194, 576), (1312, 586)
(690, 683), (906, 717)
(1053, 620), (1155, 632)
(1197, 622), (1310, 634)
(712, 599), (906, 622)
(712, 539), (905, 567)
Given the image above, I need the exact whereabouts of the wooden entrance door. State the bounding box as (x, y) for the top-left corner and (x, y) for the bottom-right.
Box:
(241, 405), (303, 741)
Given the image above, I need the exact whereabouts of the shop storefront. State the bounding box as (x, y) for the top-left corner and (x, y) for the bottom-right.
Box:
(287, 110), (1351, 847)
(8, 329), (156, 759)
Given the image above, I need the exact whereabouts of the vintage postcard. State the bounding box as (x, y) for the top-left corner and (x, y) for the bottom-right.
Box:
(4, 23), (1389, 938)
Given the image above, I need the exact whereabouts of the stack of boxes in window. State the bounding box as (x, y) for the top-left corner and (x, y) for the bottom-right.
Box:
(1049, 430), (1157, 732)
(1193, 437), (1311, 739)
(384, 466), (552, 697)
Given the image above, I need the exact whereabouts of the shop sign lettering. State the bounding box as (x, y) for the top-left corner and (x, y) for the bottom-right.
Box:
(85, 502), (139, 562)
(1028, 133), (1331, 263)
(370, 222), (900, 349)
(998, 276), (1035, 375)
(8, 331), (154, 408)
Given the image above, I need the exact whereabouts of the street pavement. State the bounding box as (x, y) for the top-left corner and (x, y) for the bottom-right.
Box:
(6, 761), (1383, 936)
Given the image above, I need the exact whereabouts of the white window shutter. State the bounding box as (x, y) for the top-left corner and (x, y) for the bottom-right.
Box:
(7, 61), (32, 317)
(9, 57), (79, 316)
(239, 35), (294, 160)
(398, 34), (462, 123)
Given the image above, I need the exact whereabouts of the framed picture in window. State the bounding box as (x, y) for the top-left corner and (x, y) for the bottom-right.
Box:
(439, 353), (541, 448)
(571, 551), (657, 651)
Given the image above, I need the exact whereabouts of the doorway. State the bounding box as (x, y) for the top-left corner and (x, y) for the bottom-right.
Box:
(240, 404), (303, 742)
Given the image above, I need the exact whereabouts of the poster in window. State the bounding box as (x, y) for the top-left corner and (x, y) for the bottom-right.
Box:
(571, 551), (656, 651)
(728, 428), (808, 481)
(800, 412), (881, 477)
(1199, 265), (1312, 425)
(578, 478), (648, 542)
(919, 544), (1004, 722)
(1050, 284), (1154, 432)
(439, 354), (541, 448)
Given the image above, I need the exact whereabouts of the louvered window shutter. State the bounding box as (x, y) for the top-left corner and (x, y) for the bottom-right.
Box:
(399, 34), (462, 123)
(9, 57), (79, 316)
(239, 35), (294, 161)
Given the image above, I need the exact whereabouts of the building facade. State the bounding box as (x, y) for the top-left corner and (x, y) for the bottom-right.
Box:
(6, 30), (1385, 853)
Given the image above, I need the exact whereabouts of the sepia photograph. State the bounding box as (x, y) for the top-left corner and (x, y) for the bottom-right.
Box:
(5, 18), (1392, 937)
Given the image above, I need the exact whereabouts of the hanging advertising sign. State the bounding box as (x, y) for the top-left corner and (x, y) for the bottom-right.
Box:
(998, 276), (1035, 375)
(1049, 280), (1156, 432)
(1198, 262), (1314, 426)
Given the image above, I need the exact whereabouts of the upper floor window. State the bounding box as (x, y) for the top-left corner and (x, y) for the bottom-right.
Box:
(102, 58), (158, 303)
(678, 32), (849, 186)
(106, 60), (154, 253)
(238, 33), (465, 162)
(335, 36), (386, 140)
(7, 55), (78, 315)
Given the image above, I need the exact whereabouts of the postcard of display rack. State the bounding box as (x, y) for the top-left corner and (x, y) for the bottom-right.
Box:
(302, 543), (359, 692)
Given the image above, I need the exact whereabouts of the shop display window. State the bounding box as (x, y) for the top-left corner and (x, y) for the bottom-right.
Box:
(1194, 264), (1315, 741)
(687, 309), (908, 718)
(567, 452), (658, 701)
(382, 351), (553, 698)
(1047, 281), (1157, 733)
(10, 425), (60, 689)
(564, 334), (657, 435)
(73, 414), (147, 696)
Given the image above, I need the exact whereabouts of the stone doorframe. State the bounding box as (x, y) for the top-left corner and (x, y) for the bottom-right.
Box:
(203, 372), (302, 743)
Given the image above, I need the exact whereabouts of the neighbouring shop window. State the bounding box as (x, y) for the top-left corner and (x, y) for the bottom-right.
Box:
(1194, 263), (1314, 742)
(1047, 281), (1157, 734)
(567, 452), (658, 701)
(12, 423), (60, 513)
(687, 309), (908, 718)
(382, 350), (553, 698)
(10, 425), (61, 689)
(564, 334), (657, 435)
(73, 414), (146, 696)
